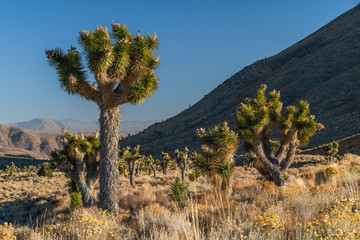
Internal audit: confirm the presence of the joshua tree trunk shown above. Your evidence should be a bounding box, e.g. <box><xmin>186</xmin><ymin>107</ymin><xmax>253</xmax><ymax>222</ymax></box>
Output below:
<box><xmin>99</xmin><ymin>107</ymin><xmax>120</xmax><ymax>215</ymax></box>
<box><xmin>221</xmin><ymin>176</ymin><xmax>233</xmax><ymax>199</ymax></box>
<box><xmin>77</xmin><ymin>179</ymin><xmax>95</xmax><ymax>207</ymax></box>
<box><xmin>127</xmin><ymin>160</ymin><xmax>136</xmax><ymax>188</ymax></box>
<box><xmin>163</xmin><ymin>166</ymin><xmax>167</xmax><ymax>175</ymax></box>
<box><xmin>151</xmin><ymin>164</ymin><xmax>157</xmax><ymax>178</ymax></box>
<box><xmin>181</xmin><ymin>167</ymin><xmax>185</xmax><ymax>181</ymax></box>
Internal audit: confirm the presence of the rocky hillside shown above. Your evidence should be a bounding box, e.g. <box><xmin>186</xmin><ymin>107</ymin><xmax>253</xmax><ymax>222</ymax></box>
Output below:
<box><xmin>0</xmin><ymin>123</ymin><xmax>62</xmax><ymax>159</ymax></box>
<box><xmin>120</xmin><ymin>4</ymin><xmax>360</xmax><ymax>158</ymax></box>
<box><xmin>302</xmin><ymin>133</ymin><xmax>360</xmax><ymax>156</ymax></box>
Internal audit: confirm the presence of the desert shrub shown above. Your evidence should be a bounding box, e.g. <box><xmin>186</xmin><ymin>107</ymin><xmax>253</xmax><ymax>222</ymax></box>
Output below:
<box><xmin>304</xmin><ymin>198</ymin><xmax>360</xmax><ymax>239</ymax></box>
<box><xmin>118</xmin><ymin>183</ymin><xmax>157</xmax><ymax>210</ymax></box>
<box><xmin>0</xmin><ymin>223</ymin><xmax>16</xmax><ymax>240</ymax></box>
<box><xmin>309</xmin><ymin>185</ymin><xmax>335</xmax><ymax>196</ymax></box>
<box><xmin>315</xmin><ymin>166</ymin><xmax>345</xmax><ymax>185</ymax></box>
<box><xmin>254</xmin><ymin>213</ymin><xmax>285</xmax><ymax>234</ymax></box>
<box><xmin>135</xmin><ymin>204</ymin><xmax>191</xmax><ymax>238</ymax></box>
<box><xmin>189</xmin><ymin>170</ymin><xmax>200</xmax><ymax>182</ymax></box>
<box><xmin>44</xmin><ymin>208</ymin><xmax>121</xmax><ymax>239</ymax></box>
<box><xmin>169</xmin><ymin>178</ymin><xmax>188</xmax><ymax>204</ymax></box>
<box><xmin>37</xmin><ymin>163</ymin><xmax>54</xmax><ymax>177</ymax></box>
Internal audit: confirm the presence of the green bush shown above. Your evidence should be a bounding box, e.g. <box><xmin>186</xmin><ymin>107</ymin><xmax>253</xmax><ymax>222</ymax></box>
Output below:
<box><xmin>37</xmin><ymin>163</ymin><xmax>54</xmax><ymax>177</ymax></box>
<box><xmin>70</xmin><ymin>192</ymin><xmax>82</xmax><ymax>210</ymax></box>
<box><xmin>68</xmin><ymin>179</ymin><xmax>82</xmax><ymax>209</ymax></box>
<box><xmin>189</xmin><ymin>169</ymin><xmax>200</xmax><ymax>182</ymax></box>
<box><xmin>169</xmin><ymin>178</ymin><xmax>188</xmax><ymax>204</ymax></box>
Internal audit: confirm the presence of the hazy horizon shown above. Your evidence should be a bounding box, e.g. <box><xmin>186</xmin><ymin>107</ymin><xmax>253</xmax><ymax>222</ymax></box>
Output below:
<box><xmin>0</xmin><ymin>0</ymin><xmax>357</xmax><ymax>123</ymax></box>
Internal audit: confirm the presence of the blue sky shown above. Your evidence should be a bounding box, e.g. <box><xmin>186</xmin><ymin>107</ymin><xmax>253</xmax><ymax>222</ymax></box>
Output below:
<box><xmin>0</xmin><ymin>0</ymin><xmax>358</xmax><ymax>123</ymax></box>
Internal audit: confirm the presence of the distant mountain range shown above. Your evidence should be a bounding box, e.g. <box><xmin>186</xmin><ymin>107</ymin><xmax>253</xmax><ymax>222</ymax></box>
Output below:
<box><xmin>8</xmin><ymin>118</ymin><xmax>159</xmax><ymax>135</ymax></box>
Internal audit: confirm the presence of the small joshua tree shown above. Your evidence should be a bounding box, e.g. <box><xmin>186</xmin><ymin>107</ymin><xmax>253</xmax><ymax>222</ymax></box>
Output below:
<box><xmin>174</xmin><ymin>147</ymin><xmax>190</xmax><ymax>181</ymax></box>
<box><xmin>46</xmin><ymin>24</ymin><xmax>159</xmax><ymax>214</ymax></box>
<box><xmin>143</xmin><ymin>155</ymin><xmax>158</xmax><ymax>177</ymax></box>
<box><xmin>160</xmin><ymin>152</ymin><xmax>171</xmax><ymax>175</ymax></box>
<box><xmin>323</xmin><ymin>141</ymin><xmax>340</xmax><ymax>162</ymax></box>
<box><xmin>195</xmin><ymin>122</ymin><xmax>239</xmax><ymax>197</ymax></box>
<box><xmin>119</xmin><ymin>145</ymin><xmax>144</xmax><ymax>188</ymax></box>
<box><xmin>236</xmin><ymin>85</ymin><xmax>324</xmax><ymax>186</ymax></box>
<box><xmin>51</xmin><ymin>129</ymin><xmax>100</xmax><ymax>207</ymax></box>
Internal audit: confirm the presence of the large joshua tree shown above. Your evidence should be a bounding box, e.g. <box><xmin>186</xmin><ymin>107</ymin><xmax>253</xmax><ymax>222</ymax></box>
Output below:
<box><xmin>46</xmin><ymin>24</ymin><xmax>159</xmax><ymax>214</ymax></box>
<box><xmin>236</xmin><ymin>85</ymin><xmax>324</xmax><ymax>186</ymax></box>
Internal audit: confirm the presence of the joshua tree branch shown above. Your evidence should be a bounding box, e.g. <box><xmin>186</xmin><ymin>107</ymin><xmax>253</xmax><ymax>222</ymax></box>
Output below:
<box><xmin>280</xmin><ymin>131</ymin><xmax>298</xmax><ymax>172</ymax></box>
<box><xmin>253</xmin><ymin>139</ymin><xmax>284</xmax><ymax>186</ymax></box>
<box><xmin>77</xmin><ymin>80</ymin><xmax>101</xmax><ymax>104</ymax></box>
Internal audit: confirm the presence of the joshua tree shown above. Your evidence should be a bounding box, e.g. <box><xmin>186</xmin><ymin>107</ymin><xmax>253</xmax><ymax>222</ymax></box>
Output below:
<box><xmin>174</xmin><ymin>147</ymin><xmax>190</xmax><ymax>181</ymax></box>
<box><xmin>143</xmin><ymin>155</ymin><xmax>158</xmax><ymax>177</ymax></box>
<box><xmin>323</xmin><ymin>141</ymin><xmax>340</xmax><ymax>162</ymax></box>
<box><xmin>236</xmin><ymin>85</ymin><xmax>324</xmax><ymax>186</ymax></box>
<box><xmin>195</xmin><ymin>122</ymin><xmax>239</xmax><ymax>197</ymax></box>
<box><xmin>119</xmin><ymin>145</ymin><xmax>144</xmax><ymax>188</ymax></box>
<box><xmin>51</xmin><ymin>129</ymin><xmax>100</xmax><ymax>207</ymax></box>
<box><xmin>160</xmin><ymin>152</ymin><xmax>171</xmax><ymax>175</ymax></box>
<box><xmin>46</xmin><ymin>24</ymin><xmax>159</xmax><ymax>214</ymax></box>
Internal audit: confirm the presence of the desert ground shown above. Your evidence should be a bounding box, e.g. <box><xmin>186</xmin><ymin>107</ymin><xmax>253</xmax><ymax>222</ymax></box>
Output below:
<box><xmin>1</xmin><ymin>153</ymin><xmax>360</xmax><ymax>239</ymax></box>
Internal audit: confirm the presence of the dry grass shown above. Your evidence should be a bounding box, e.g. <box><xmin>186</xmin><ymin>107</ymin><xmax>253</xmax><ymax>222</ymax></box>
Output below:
<box><xmin>2</xmin><ymin>154</ymin><xmax>360</xmax><ymax>239</ymax></box>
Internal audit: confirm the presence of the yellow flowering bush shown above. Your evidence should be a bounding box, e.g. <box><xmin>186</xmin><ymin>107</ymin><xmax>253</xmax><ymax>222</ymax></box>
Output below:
<box><xmin>0</xmin><ymin>223</ymin><xmax>16</xmax><ymax>240</ymax></box>
<box><xmin>309</xmin><ymin>185</ymin><xmax>335</xmax><ymax>196</ymax></box>
<box><xmin>254</xmin><ymin>213</ymin><xmax>285</xmax><ymax>233</ymax></box>
<box><xmin>304</xmin><ymin>198</ymin><xmax>360</xmax><ymax>239</ymax></box>
<box><xmin>350</xmin><ymin>163</ymin><xmax>360</xmax><ymax>173</ymax></box>
<box><xmin>325</xmin><ymin>166</ymin><xmax>345</xmax><ymax>176</ymax></box>
<box><xmin>44</xmin><ymin>209</ymin><xmax>118</xmax><ymax>239</ymax></box>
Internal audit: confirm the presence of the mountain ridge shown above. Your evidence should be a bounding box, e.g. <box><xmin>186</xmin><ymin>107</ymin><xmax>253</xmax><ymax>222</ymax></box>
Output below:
<box><xmin>8</xmin><ymin>118</ymin><xmax>160</xmax><ymax>135</ymax></box>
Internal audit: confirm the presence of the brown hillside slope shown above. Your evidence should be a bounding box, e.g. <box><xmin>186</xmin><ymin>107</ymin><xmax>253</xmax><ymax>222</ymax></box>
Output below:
<box><xmin>120</xmin><ymin>5</ymin><xmax>360</xmax><ymax>158</ymax></box>
<box><xmin>0</xmin><ymin>123</ymin><xmax>62</xmax><ymax>159</ymax></box>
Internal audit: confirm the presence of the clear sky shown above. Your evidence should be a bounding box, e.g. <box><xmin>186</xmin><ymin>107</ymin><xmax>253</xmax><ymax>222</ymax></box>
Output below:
<box><xmin>0</xmin><ymin>0</ymin><xmax>358</xmax><ymax>124</ymax></box>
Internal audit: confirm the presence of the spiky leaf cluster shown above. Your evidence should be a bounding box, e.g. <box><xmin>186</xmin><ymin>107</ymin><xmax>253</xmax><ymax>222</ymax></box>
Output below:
<box><xmin>50</xmin><ymin>130</ymin><xmax>99</xmax><ymax>169</ymax></box>
<box><xmin>46</xmin><ymin>23</ymin><xmax>160</xmax><ymax>105</ymax></box>
<box><xmin>118</xmin><ymin>145</ymin><xmax>144</xmax><ymax>165</ymax></box>
<box><xmin>236</xmin><ymin>85</ymin><xmax>282</xmax><ymax>142</ymax></box>
<box><xmin>46</xmin><ymin>48</ymin><xmax>86</xmax><ymax>95</ymax></box>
